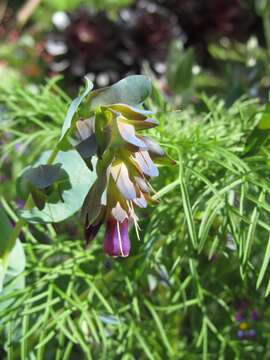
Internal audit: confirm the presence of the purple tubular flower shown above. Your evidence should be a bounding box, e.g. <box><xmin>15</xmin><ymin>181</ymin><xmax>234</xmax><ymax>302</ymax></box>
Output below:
<box><xmin>103</xmin><ymin>218</ymin><xmax>130</xmax><ymax>257</ymax></box>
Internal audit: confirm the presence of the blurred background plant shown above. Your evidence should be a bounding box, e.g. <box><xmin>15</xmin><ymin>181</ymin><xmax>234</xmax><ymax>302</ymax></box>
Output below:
<box><xmin>2</xmin><ymin>0</ymin><xmax>270</xmax><ymax>359</ymax></box>
<box><xmin>1</xmin><ymin>0</ymin><xmax>269</xmax><ymax>98</ymax></box>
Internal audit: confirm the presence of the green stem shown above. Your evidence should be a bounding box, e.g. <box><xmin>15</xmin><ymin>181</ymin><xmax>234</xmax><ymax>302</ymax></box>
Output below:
<box><xmin>47</xmin><ymin>145</ymin><xmax>60</xmax><ymax>165</ymax></box>
<box><xmin>7</xmin><ymin>146</ymin><xmax>60</xmax><ymax>249</ymax></box>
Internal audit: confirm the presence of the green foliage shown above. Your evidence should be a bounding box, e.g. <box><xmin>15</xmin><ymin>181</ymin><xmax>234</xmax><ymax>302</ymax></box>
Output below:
<box><xmin>90</xmin><ymin>75</ymin><xmax>152</xmax><ymax>109</ymax></box>
<box><xmin>41</xmin><ymin>0</ymin><xmax>132</xmax><ymax>12</ymax></box>
<box><xmin>166</xmin><ymin>40</ymin><xmax>195</xmax><ymax>94</ymax></box>
<box><xmin>206</xmin><ymin>36</ymin><xmax>270</xmax><ymax>103</ymax></box>
<box><xmin>0</xmin><ymin>239</ymin><xmax>25</xmax><ymax>294</ymax></box>
<box><xmin>0</xmin><ymin>205</ymin><xmax>14</xmax><ymax>256</ymax></box>
<box><xmin>255</xmin><ymin>0</ymin><xmax>270</xmax><ymax>15</ymax></box>
<box><xmin>0</xmin><ymin>206</ymin><xmax>25</xmax><ymax>294</ymax></box>
<box><xmin>19</xmin><ymin>150</ymin><xmax>98</xmax><ymax>223</ymax></box>
<box><xmin>0</xmin><ymin>76</ymin><xmax>68</xmax><ymax>167</ymax></box>
<box><xmin>2</xmin><ymin>77</ymin><xmax>270</xmax><ymax>358</ymax></box>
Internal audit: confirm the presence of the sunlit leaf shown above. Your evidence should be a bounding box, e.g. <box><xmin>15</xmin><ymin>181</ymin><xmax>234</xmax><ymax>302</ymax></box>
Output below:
<box><xmin>90</xmin><ymin>75</ymin><xmax>152</xmax><ymax>108</ymax></box>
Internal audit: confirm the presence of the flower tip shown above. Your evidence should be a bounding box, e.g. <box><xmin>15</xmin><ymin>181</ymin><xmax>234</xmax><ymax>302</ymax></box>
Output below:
<box><xmin>103</xmin><ymin>218</ymin><xmax>131</xmax><ymax>257</ymax></box>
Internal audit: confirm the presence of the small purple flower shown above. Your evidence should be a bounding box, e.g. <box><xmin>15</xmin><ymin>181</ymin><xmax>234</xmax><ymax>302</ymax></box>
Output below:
<box><xmin>15</xmin><ymin>199</ymin><xmax>25</xmax><ymax>209</ymax></box>
<box><xmin>251</xmin><ymin>309</ymin><xmax>259</xmax><ymax>321</ymax></box>
<box><xmin>237</xmin><ymin>330</ymin><xmax>244</xmax><ymax>339</ymax></box>
<box><xmin>14</xmin><ymin>143</ymin><xmax>23</xmax><ymax>152</ymax></box>
<box><xmin>103</xmin><ymin>218</ymin><xmax>130</xmax><ymax>257</ymax></box>
<box><xmin>235</xmin><ymin>312</ymin><xmax>242</xmax><ymax>322</ymax></box>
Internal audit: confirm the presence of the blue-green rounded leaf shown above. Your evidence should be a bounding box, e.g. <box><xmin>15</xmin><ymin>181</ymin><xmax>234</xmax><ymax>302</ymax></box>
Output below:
<box><xmin>23</xmin><ymin>164</ymin><xmax>62</xmax><ymax>189</ymax></box>
<box><xmin>90</xmin><ymin>75</ymin><xmax>152</xmax><ymax>108</ymax></box>
<box><xmin>20</xmin><ymin>150</ymin><xmax>97</xmax><ymax>223</ymax></box>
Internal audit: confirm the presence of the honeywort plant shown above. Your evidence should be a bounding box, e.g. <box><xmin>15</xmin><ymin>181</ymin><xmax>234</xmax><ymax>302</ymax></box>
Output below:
<box><xmin>5</xmin><ymin>75</ymin><xmax>166</xmax><ymax>259</ymax></box>
<box><xmin>1</xmin><ymin>76</ymin><xmax>270</xmax><ymax>358</ymax></box>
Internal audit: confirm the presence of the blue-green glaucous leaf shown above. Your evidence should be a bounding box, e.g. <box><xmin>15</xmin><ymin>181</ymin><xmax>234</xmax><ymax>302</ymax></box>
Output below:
<box><xmin>20</xmin><ymin>150</ymin><xmax>98</xmax><ymax>223</ymax></box>
<box><xmin>22</xmin><ymin>164</ymin><xmax>62</xmax><ymax>189</ymax></box>
<box><xmin>17</xmin><ymin>164</ymin><xmax>62</xmax><ymax>210</ymax></box>
<box><xmin>90</xmin><ymin>75</ymin><xmax>152</xmax><ymax>109</ymax></box>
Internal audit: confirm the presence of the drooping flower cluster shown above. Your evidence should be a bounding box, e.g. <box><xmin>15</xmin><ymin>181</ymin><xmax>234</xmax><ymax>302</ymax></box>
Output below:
<box><xmin>75</xmin><ymin>103</ymin><xmax>164</xmax><ymax>257</ymax></box>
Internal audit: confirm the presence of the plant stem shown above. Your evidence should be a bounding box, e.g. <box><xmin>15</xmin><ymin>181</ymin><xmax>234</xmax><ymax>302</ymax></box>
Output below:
<box><xmin>47</xmin><ymin>145</ymin><xmax>60</xmax><ymax>165</ymax></box>
<box><xmin>7</xmin><ymin>146</ymin><xmax>60</xmax><ymax>249</ymax></box>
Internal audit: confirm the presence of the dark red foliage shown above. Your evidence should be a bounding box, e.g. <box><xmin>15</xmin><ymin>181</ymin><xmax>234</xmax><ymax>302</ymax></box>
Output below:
<box><xmin>46</xmin><ymin>1</ymin><xmax>262</xmax><ymax>86</ymax></box>
<box><xmin>157</xmin><ymin>0</ymin><xmax>261</xmax><ymax>61</ymax></box>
